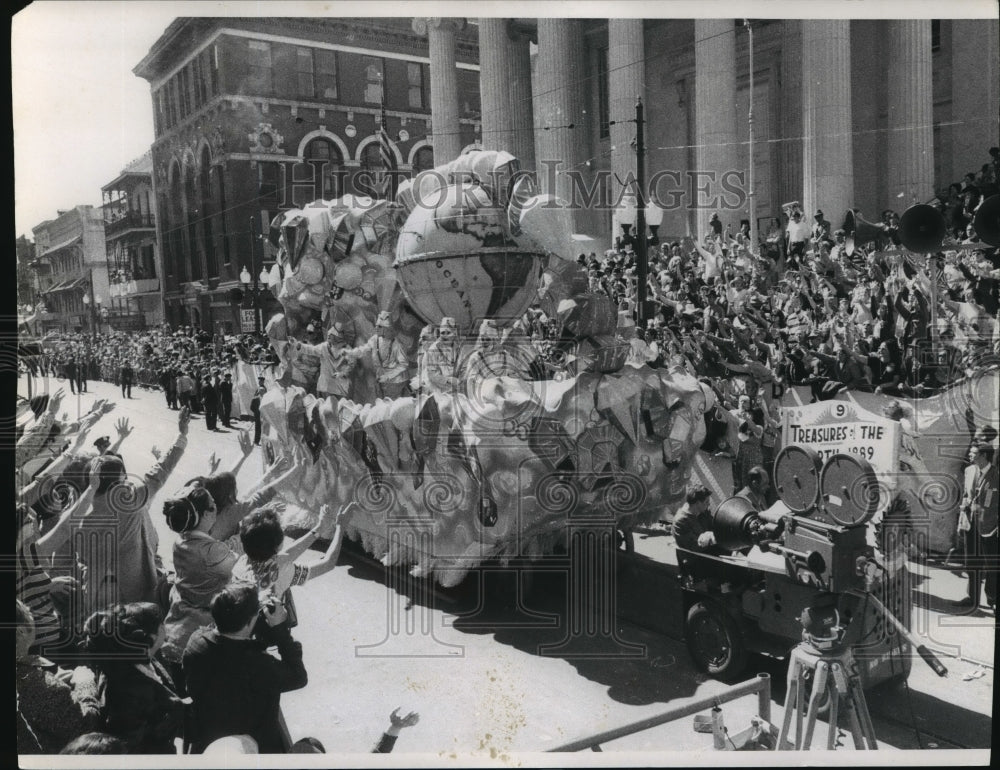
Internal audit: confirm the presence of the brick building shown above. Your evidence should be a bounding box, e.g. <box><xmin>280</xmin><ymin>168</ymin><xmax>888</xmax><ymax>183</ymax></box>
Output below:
<box><xmin>31</xmin><ymin>206</ymin><xmax>109</xmax><ymax>334</ymax></box>
<box><xmin>134</xmin><ymin>17</ymin><xmax>481</xmax><ymax>332</ymax></box>
<box><xmin>101</xmin><ymin>152</ymin><xmax>162</xmax><ymax>330</ymax></box>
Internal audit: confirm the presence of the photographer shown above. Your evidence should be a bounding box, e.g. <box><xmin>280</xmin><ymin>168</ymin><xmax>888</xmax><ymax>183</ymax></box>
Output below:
<box><xmin>182</xmin><ymin>583</ymin><xmax>308</xmax><ymax>753</ymax></box>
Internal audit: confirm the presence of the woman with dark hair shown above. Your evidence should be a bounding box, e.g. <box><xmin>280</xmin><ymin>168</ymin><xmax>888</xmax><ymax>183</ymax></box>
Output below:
<box><xmin>73</xmin><ymin>408</ymin><xmax>191</xmax><ymax>616</ymax></box>
<box><xmin>60</xmin><ymin>732</ymin><xmax>127</xmax><ymax>754</ymax></box>
<box><xmin>82</xmin><ymin>602</ymin><xmax>186</xmax><ymax>754</ymax></box>
<box><xmin>183</xmin><ymin>431</ymin><xmax>299</xmax><ymax>543</ymax></box>
<box><xmin>159</xmin><ymin>484</ymin><xmax>242</xmax><ymax>668</ymax></box>
<box><xmin>230</xmin><ymin>502</ymin><xmax>357</xmax><ymax>625</ymax></box>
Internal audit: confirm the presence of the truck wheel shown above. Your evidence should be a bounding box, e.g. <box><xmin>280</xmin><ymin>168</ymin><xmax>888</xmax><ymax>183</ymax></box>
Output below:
<box><xmin>685</xmin><ymin>601</ymin><xmax>748</xmax><ymax>682</ymax></box>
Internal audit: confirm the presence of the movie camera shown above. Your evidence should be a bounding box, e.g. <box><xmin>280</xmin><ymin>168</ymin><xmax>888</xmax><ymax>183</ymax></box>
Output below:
<box><xmin>712</xmin><ymin>446</ymin><xmax>880</xmax><ymax>594</ymax></box>
<box><xmin>709</xmin><ymin>445</ymin><xmax>948</xmax><ymax>678</ymax></box>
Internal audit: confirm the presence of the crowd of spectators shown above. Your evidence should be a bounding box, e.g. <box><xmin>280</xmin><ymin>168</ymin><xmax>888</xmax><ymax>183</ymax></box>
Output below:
<box><xmin>15</xmin><ymin>390</ymin><xmax>419</xmax><ymax>755</ymax></box>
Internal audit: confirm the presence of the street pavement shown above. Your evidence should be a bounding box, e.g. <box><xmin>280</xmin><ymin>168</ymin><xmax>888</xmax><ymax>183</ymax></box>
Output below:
<box><xmin>15</xmin><ymin>373</ymin><xmax>995</xmax><ymax>759</ymax></box>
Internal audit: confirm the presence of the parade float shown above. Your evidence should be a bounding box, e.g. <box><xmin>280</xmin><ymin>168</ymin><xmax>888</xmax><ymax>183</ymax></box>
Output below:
<box><xmin>255</xmin><ymin>150</ymin><xmax>716</xmax><ymax>587</ymax></box>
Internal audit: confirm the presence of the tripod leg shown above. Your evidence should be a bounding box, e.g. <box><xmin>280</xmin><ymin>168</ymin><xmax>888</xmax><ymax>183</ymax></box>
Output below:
<box><xmin>849</xmin><ymin>677</ymin><xmax>879</xmax><ymax>749</ymax></box>
<box><xmin>834</xmin><ymin>664</ymin><xmax>867</xmax><ymax>750</ymax></box>
<box><xmin>802</xmin><ymin>661</ymin><xmax>829</xmax><ymax>750</ymax></box>
<box><xmin>779</xmin><ymin>659</ymin><xmax>801</xmax><ymax>750</ymax></box>
<box><xmin>826</xmin><ymin>680</ymin><xmax>839</xmax><ymax>750</ymax></box>
<box><xmin>794</xmin><ymin>664</ymin><xmax>805</xmax><ymax>750</ymax></box>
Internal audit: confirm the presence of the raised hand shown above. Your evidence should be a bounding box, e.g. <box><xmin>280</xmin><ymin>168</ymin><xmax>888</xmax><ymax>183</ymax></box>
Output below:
<box><xmin>178</xmin><ymin>406</ymin><xmax>191</xmax><ymax>435</ymax></box>
<box><xmin>114</xmin><ymin>417</ymin><xmax>133</xmax><ymax>439</ymax></box>
<box><xmin>389</xmin><ymin>707</ymin><xmax>420</xmax><ymax>731</ymax></box>
<box><xmin>315</xmin><ymin>503</ymin><xmax>335</xmax><ymax>536</ymax></box>
<box><xmin>48</xmin><ymin>388</ymin><xmax>65</xmax><ymax>414</ymax></box>
<box><xmin>336</xmin><ymin>501</ymin><xmax>358</xmax><ymax>527</ymax></box>
<box><xmin>208</xmin><ymin>452</ymin><xmax>221</xmax><ymax>475</ymax></box>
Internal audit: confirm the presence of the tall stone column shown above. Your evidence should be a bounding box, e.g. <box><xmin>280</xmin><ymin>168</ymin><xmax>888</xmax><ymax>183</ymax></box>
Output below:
<box><xmin>886</xmin><ymin>20</ymin><xmax>934</xmax><ymax>209</ymax></box>
<box><xmin>535</xmin><ymin>19</ymin><xmax>585</xmax><ymax>225</ymax></box>
<box><xmin>478</xmin><ymin>19</ymin><xmax>535</xmax><ymax>169</ymax></box>
<box><xmin>694</xmin><ymin>19</ymin><xmax>739</xmax><ymax>239</ymax></box>
<box><xmin>801</xmin><ymin>20</ymin><xmax>854</xmax><ymax>220</ymax></box>
<box><xmin>780</xmin><ymin>20</ymin><xmax>804</xmax><ymax>211</ymax></box>
<box><xmin>950</xmin><ymin>20</ymin><xmax>999</xmax><ymax>193</ymax></box>
<box><xmin>507</xmin><ymin>23</ymin><xmax>536</xmax><ymax>170</ymax></box>
<box><xmin>413</xmin><ymin>18</ymin><xmax>465</xmax><ymax>164</ymax></box>
<box><xmin>608</xmin><ymin>20</ymin><xmax>644</xmax><ymax>203</ymax></box>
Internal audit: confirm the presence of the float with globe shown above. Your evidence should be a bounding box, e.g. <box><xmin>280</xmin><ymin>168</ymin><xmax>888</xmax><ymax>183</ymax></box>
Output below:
<box><xmin>258</xmin><ymin>150</ymin><xmax>715</xmax><ymax>586</ymax></box>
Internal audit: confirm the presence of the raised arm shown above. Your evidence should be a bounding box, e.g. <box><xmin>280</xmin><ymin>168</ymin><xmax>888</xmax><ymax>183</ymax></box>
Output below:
<box><xmin>107</xmin><ymin>417</ymin><xmax>134</xmax><ymax>455</ymax></box>
<box><xmin>278</xmin><ymin>501</ymin><xmax>336</xmax><ymax>564</ymax></box>
<box><xmin>299</xmin><ymin>503</ymin><xmax>357</xmax><ymax>581</ymax></box>
<box><xmin>142</xmin><ymin>407</ymin><xmax>191</xmax><ymax>498</ymax></box>
<box><xmin>35</xmin><ymin>464</ymin><xmax>100</xmax><ymax>560</ymax></box>
<box><xmin>16</xmin><ymin>389</ymin><xmax>63</xmax><ymax>467</ymax></box>
<box><xmin>228</xmin><ymin>430</ymin><xmax>255</xmax><ymax>477</ymax></box>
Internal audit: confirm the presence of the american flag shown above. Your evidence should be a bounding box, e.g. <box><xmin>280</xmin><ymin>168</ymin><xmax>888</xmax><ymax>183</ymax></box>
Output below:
<box><xmin>377</xmin><ymin>95</ymin><xmax>398</xmax><ymax>200</ymax></box>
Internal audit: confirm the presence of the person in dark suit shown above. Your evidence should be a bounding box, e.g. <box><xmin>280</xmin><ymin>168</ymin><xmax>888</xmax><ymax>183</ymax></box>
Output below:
<box><xmin>65</xmin><ymin>356</ymin><xmax>78</xmax><ymax>395</ymax></box>
<box><xmin>219</xmin><ymin>373</ymin><xmax>233</xmax><ymax>428</ymax></box>
<box><xmin>957</xmin><ymin>444</ymin><xmax>999</xmax><ymax>610</ymax></box>
<box><xmin>120</xmin><ymin>361</ymin><xmax>134</xmax><ymax>399</ymax></box>
<box><xmin>182</xmin><ymin>584</ymin><xmax>307</xmax><ymax>754</ymax></box>
<box><xmin>202</xmin><ymin>374</ymin><xmax>219</xmax><ymax>431</ymax></box>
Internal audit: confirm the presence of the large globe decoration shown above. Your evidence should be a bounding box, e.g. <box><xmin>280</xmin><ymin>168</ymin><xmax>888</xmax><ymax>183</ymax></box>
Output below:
<box><xmin>394</xmin><ymin>180</ymin><xmax>546</xmax><ymax>332</ymax></box>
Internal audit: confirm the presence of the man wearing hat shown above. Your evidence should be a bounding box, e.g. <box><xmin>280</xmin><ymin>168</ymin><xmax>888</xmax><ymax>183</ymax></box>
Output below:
<box><xmin>425</xmin><ymin>317</ymin><xmax>461</xmax><ymax>393</ymax></box>
<box><xmin>362</xmin><ymin>311</ymin><xmax>411</xmax><ymax>399</ymax></box>
<box><xmin>93</xmin><ymin>435</ymin><xmax>112</xmax><ymax>454</ymax></box>
<box><xmin>812</xmin><ymin>210</ymin><xmax>831</xmax><ymax>245</ymax></box>
<box><xmin>316</xmin><ymin>321</ymin><xmax>365</xmax><ymax>401</ymax></box>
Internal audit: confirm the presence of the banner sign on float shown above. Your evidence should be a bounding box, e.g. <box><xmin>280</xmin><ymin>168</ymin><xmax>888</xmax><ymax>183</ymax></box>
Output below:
<box><xmin>782</xmin><ymin>401</ymin><xmax>900</xmax><ymax>485</ymax></box>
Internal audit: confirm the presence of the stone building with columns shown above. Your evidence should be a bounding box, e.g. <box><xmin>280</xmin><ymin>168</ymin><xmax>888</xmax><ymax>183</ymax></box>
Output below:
<box><xmin>473</xmin><ymin>17</ymin><xmax>999</xmax><ymax>247</ymax></box>
<box><xmin>134</xmin><ymin>17</ymin><xmax>481</xmax><ymax>331</ymax></box>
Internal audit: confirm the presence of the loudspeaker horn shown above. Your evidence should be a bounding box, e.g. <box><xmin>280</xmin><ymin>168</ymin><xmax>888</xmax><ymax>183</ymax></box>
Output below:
<box><xmin>841</xmin><ymin>209</ymin><xmax>887</xmax><ymax>256</ymax></box>
<box><xmin>899</xmin><ymin>203</ymin><xmax>946</xmax><ymax>253</ymax></box>
<box><xmin>972</xmin><ymin>194</ymin><xmax>1000</xmax><ymax>248</ymax></box>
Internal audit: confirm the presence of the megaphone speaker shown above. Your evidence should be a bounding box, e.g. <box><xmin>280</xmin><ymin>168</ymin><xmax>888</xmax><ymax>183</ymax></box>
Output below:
<box><xmin>899</xmin><ymin>203</ymin><xmax>946</xmax><ymax>253</ymax></box>
<box><xmin>973</xmin><ymin>195</ymin><xmax>1000</xmax><ymax>248</ymax></box>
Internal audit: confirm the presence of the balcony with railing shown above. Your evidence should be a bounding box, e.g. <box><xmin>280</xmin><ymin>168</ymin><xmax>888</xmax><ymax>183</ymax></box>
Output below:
<box><xmin>109</xmin><ymin>275</ymin><xmax>160</xmax><ymax>297</ymax></box>
<box><xmin>104</xmin><ymin>210</ymin><xmax>157</xmax><ymax>237</ymax></box>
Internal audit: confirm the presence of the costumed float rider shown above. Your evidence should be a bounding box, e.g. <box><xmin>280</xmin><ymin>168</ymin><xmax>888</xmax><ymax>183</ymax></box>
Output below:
<box><xmin>424</xmin><ymin>317</ymin><xmax>461</xmax><ymax>394</ymax></box>
<box><xmin>362</xmin><ymin>311</ymin><xmax>411</xmax><ymax>399</ymax></box>
<box><xmin>316</xmin><ymin>321</ymin><xmax>366</xmax><ymax>403</ymax></box>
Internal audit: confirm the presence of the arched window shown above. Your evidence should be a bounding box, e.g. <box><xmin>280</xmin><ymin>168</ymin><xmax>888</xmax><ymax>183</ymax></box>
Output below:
<box><xmin>361</xmin><ymin>142</ymin><xmax>382</xmax><ymax>171</ymax></box>
<box><xmin>413</xmin><ymin>146</ymin><xmax>434</xmax><ymax>174</ymax></box>
<box><xmin>304</xmin><ymin>137</ymin><xmax>343</xmax><ymax>200</ymax></box>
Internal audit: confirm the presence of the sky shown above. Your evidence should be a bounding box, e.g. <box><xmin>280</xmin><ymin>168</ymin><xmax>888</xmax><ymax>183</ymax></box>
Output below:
<box><xmin>13</xmin><ymin>2</ymin><xmax>187</xmax><ymax>237</ymax></box>
<box><xmin>13</xmin><ymin>0</ymin><xmax>992</xmax><ymax>239</ymax></box>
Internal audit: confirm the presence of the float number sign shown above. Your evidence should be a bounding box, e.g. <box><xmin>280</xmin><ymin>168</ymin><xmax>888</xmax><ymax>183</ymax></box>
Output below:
<box><xmin>781</xmin><ymin>401</ymin><xmax>900</xmax><ymax>477</ymax></box>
